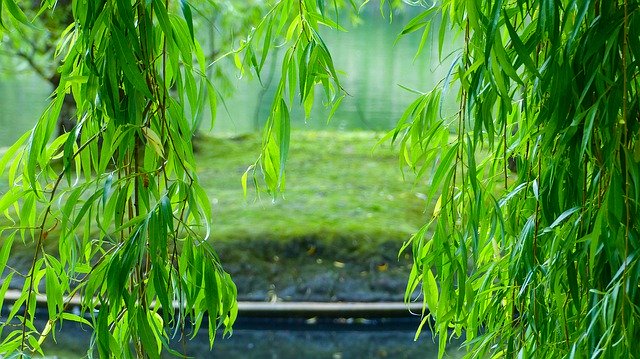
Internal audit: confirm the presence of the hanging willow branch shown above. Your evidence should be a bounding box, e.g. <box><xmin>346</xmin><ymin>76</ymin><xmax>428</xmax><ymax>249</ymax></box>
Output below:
<box><xmin>395</xmin><ymin>1</ymin><xmax>640</xmax><ymax>358</ymax></box>
<box><xmin>0</xmin><ymin>1</ymin><xmax>237</xmax><ymax>357</ymax></box>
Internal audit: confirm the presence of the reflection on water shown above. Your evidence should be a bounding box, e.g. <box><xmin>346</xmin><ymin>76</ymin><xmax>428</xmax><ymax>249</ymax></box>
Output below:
<box><xmin>0</xmin><ymin>74</ymin><xmax>51</xmax><ymax>147</ymax></box>
<box><xmin>214</xmin><ymin>14</ymin><xmax>459</xmax><ymax>135</ymax></box>
<box><xmin>0</xmin><ymin>12</ymin><xmax>459</xmax><ymax>147</ymax></box>
<box><xmin>38</xmin><ymin>317</ymin><xmax>464</xmax><ymax>358</ymax></box>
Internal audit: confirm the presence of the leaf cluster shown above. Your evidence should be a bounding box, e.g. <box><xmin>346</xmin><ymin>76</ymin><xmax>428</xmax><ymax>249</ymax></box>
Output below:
<box><xmin>394</xmin><ymin>1</ymin><xmax>640</xmax><ymax>358</ymax></box>
<box><xmin>0</xmin><ymin>1</ymin><xmax>237</xmax><ymax>357</ymax></box>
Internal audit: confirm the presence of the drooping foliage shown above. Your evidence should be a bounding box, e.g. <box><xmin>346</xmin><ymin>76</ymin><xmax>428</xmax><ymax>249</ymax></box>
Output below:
<box><xmin>0</xmin><ymin>0</ymin><xmax>240</xmax><ymax>357</ymax></box>
<box><xmin>1</xmin><ymin>0</ymin><xmax>638</xmax><ymax>358</ymax></box>
<box><xmin>0</xmin><ymin>0</ymin><xmax>354</xmax><ymax>357</ymax></box>
<box><xmin>392</xmin><ymin>1</ymin><xmax>640</xmax><ymax>358</ymax></box>
<box><xmin>237</xmin><ymin>0</ymin><xmax>349</xmax><ymax>194</ymax></box>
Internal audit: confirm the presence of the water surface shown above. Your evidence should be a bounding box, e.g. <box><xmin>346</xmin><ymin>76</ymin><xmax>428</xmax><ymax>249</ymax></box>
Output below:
<box><xmin>0</xmin><ymin>13</ymin><xmax>459</xmax><ymax>147</ymax></box>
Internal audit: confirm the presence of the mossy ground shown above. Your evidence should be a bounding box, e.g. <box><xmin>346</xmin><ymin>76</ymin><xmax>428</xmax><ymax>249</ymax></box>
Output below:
<box><xmin>198</xmin><ymin>131</ymin><xmax>429</xmax><ymax>301</ymax></box>
<box><xmin>3</xmin><ymin>131</ymin><xmax>433</xmax><ymax>302</ymax></box>
<box><xmin>200</xmin><ymin>131</ymin><xmax>426</xmax><ymax>244</ymax></box>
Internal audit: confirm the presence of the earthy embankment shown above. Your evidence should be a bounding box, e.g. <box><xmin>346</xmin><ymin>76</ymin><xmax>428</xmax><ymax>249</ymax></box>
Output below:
<box><xmin>2</xmin><ymin>132</ymin><xmax>429</xmax><ymax>303</ymax></box>
<box><xmin>217</xmin><ymin>237</ymin><xmax>415</xmax><ymax>302</ymax></box>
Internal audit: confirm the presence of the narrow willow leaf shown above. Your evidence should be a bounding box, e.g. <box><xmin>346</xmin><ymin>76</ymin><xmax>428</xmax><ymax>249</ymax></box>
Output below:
<box><xmin>503</xmin><ymin>11</ymin><xmax>540</xmax><ymax>77</ymax></box>
<box><xmin>179</xmin><ymin>0</ymin><xmax>194</xmax><ymax>42</ymax></box>
<box><xmin>326</xmin><ymin>94</ymin><xmax>345</xmax><ymax>123</ymax></box>
<box><xmin>0</xmin><ymin>272</ymin><xmax>15</xmax><ymax>317</ymax></box>
<box><xmin>241</xmin><ymin>165</ymin><xmax>254</xmax><ymax>198</ymax></box>
<box><xmin>566</xmin><ymin>0</ymin><xmax>590</xmax><ymax>51</ymax></box>
<box><xmin>0</xmin><ymin>188</ymin><xmax>25</xmax><ymax>214</ymax></box>
<box><xmin>111</xmin><ymin>26</ymin><xmax>152</xmax><ymax>98</ymax></box>
<box><xmin>0</xmin><ymin>233</ymin><xmax>14</xmax><ymax>276</ymax></box>
<box><xmin>278</xmin><ymin>99</ymin><xmax>291</xmax><ymax>182</ymax></box>
<box><xmin>0</xmin><ymin>130</ymin><xmax>29</xmax><ymax>177</ymax></box>
<box><xmin>103</xmin><ymin>173</ymin><xmax>113</xmax><ymax>207</ymax></box>
<box><xmin>317</xmin><ymin>0</ymin><xmax>325</xmax><ymax>15</ymax></box>
<box><xmin>3</xmin><ymin>0</ymin><xmax>31</xmax><ymax>24</ymax></box>
<box><xmin>259</xmin><ymin>20</ymin><xmax>274</xmax><ymax>71</ymax></box>
<box><xmin>493</xmin><ymin>33</ymin><xmax>522</xmax><ymax>84</ymax></box>
<box><xmin>203</xmin><ymin>262</ymin><xmax>220</xmax><ymax>347</ymax></box>
<box><xmin>60</xmin><ymin>312</ymin><xmax>91</xmax><ymax>327</ymax></box>
<box><xmin>484</xmin><ymin>0</ymin><xmax>504</xmax><ymax>63</ymax></box>
<box><xmin>45</xmin><ymin>266</ymin><xmax>61</xmax><ymax>322</ymax></box>
<box><xmin>142</xmin><ymin>127</ymin><xmax>165</xmax><ymax>158</ymax></box>
<box><xmin>137</xmin><ymin>310</ymin><xmax>161</xmax><ymax>359</ymax></box>
<box><xmin>499</xmin><ymin>182</ymin><xmax>527</xmax><ymax>207</ymax></box>
<box><xmin>398</xmin><ymin>6</ymin><xmax>437</xmax><ymax>39</ymax></box>
<box><xmin>423</xmin><ymin>268</ymin><xmax>439</xmax><ymax>312</ymax></box>
<box><xmin>580</xmin><ymin>107</ymin><xmax>597</xmax><ymax>159</ymax></box>
<box><xmin>544</xmin><ymin>206</ymin><xmax>580</xmax><ymax>232</ymax></box>
<box><xmin>427</xmin><ymin>143</ymin><xmax>458</xmax><ymax>199</ymax></box>
<box><xmin>567</xmin><ymin>258</ymin><xmax>581</xmax><ymax>311</ymax></box>
<box><xmin>413</xmin><ymin>315</ymin><xmax>430</xmax><ymax>341</ymax></box>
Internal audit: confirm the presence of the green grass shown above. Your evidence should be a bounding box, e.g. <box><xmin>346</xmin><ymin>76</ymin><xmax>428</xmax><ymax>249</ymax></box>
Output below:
<box><xmin>198</xmin><ymin>131</ymin><xmax>428</xmax><ymax>247</ymax></box>
<box><xmin>1</xmin><ymin>131</ymin><xmax>431</xmax><ymax>301</ymax></box>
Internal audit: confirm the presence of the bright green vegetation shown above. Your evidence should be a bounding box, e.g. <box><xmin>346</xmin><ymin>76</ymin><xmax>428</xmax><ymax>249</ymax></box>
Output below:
<box><xmin>1</xmin><ymin>0</ymin><xmax>639</xmax><ymax>358</ymax></box>
<box><xmin>1</xmin><ymin>131</ymin><xmax>424</xmax><ymax>252</ymax></box>
<box><xmin>2</xmin><ymin>130</ymin><xmax>425</xmax><ymax>304</ymax></box>
<box><xmin>392</xmin><ymin>1</ymin><xmax>640</xmax><ymax>358</ymax></box>
<box><xmin>201</xmin><ymin>131</ymin><xmax>425</xmax><ymax>303</ymax></box>
<box><xmin>202</xmin><ymin>131</ymin><xmax>424</xmax><ymax>244</ymax></box>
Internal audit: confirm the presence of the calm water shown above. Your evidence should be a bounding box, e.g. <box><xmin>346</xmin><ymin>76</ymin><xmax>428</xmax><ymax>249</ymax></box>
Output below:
<box><xmin>0</xmin><ymin>13</ymin><xmax>458</xmax><ymax>147</ymax></box>
<box><xmin>37</xmin><ymin>317</ymin><xmax>464</xmax><ymax>358</ymax></box>
<box><xmin>215</xmin><ymin>14</ymin><xmax>458</xmax><ymax>135</ymax></box>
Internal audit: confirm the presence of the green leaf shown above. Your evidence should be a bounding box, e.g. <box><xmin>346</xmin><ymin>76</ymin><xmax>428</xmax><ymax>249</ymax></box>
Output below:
<box><xmin>423</xmin><ymin>268</ymin><xmax>439</xmax><ymax>312</ymax></box>
<box><xmin>203</xmin><ymin>262</ymin><xmax>220</xmax><ymax>347</ymax></box>
<box><xmin>427</xmin><ymin>143</ymin><xmax>459</xmax><ymax>200</ymax></box>
<box><xmin>484</xmin><ymin>0</ymin><xmax>504</xmax><ymax>63</ymax></box>
<box><xmin>60</xmin><ymin>312</ymin><xmax>91</xmax><ymax>327</ymax></box>
<box><xmin>503</xmin><ymin>11</ymin><xmax>540</xmax><ymax>77</ymax></box>
<box><xmin>180</xmin><ymin>0</ymin><xmax>194</xmax><ymax>42</ymax></box>
<box><xmin>110</xmin><ymin>26</ymin><xmax>152</xmax><ymax>98</ymax></box>
<box><xmin>0</xmin><ymin>232</ymin><xmax>14</xmax><ymax>276</ymax></box>
<box><xmin>413</xmin><ymin>21</ymin><xmax>431</xmax><ymax>60</ymax></box>
<box><xmin>0</xmin><ymin>130</ymin><xmax>29</xmax><ymax>177</ymax></box>
<box><xmin>0</xmin><ymin>272</ymin><xmax>15</xmax><ymax>317</ymax></box>
<box><xmin>142</xmin><ymin>127</ymin><xmax>165</xmax><ymax>158</ymax></box>
<box><xmin>0</xmin><ymin>187</ymin><xmax>25</xmax><ymax>215</ymax></box>
<box><xmin>493</xmin><ymin>33</ymin><xmax>522</xmax><ymax>85</ymax></box>
<box><xmin>45</xmin><ymin>266</ymin><xmax>62</xmax><ymax>321</ymax></box>
<box><xmin>72</xmin><ymin>189</ymin><xmax>104</xmax><ymax>229</ymax></box>
<box><xmin>544</xmin><ymin>206</ymin><xmax>580</xmax><ymax>232</ymax></box>
<box><xmin>3</xmin><ymin>0</ymin><xmax>31</xmax><ymax>25</ymax></box>
<box><xmin>396</xmin><ymin>7</ymin><xmax>436</xmax><ymax>39</ymax></box>
<box><xmin>580</xmin><ymin>107</ymin><xmax>597</xmax><ymax>159</ymax></box>
<box><xmin>566</xmin><ymin>257</ymin><xmax>581</xmax><ymax>311</ymax></box>
<box><xmin>103</xmin><ymin>173</ymin><xmax>114</xmax><ymax>207</ymax></box>
<box><xmin>241</xmin><ymin>165</ymin><xmax>255</xmax><ymax>198</ymax></box>
<box><xmin>137</xmin><ymin>310</ymin><xmax>161</xmax><ymax>359</ymax></box>
<box><xmin>278</xmin><ymin>100</ymin><xmax>291</xmax><ymax>187</ymax></box>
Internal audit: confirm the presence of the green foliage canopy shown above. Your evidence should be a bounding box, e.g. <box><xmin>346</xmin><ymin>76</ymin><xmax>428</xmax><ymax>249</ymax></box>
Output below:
<box><xmin>0</xmin><ymin>0</ymin><xmax>353</xmax><ymax>357</ymax></box>
<box><xmin>0</xmin><ymin>0</ymin><xmax>240</xmax><ymax>357</ymax></box>
<box><xmin>391</xmin><ymin>1</ymin><xmax>640</xmax><ymax>358</ymax></box>
<box><xmin>0</xmin><ymin>0</ymin><xmax>639</xmax><ymax>358</ymax></box>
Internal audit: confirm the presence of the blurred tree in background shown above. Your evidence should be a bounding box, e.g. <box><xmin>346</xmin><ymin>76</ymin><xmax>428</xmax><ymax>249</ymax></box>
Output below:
<box><xmin>0</xmin><ymin>0</ymin><xmax>267</xmax><ymax>133</ymax></box>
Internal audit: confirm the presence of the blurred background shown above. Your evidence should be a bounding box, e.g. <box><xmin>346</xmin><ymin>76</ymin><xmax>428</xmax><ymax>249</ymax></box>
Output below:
<box><xmin>0</xmin><ymin>2</ymin><xmax>463</xmax><ymax>357</ymax></box>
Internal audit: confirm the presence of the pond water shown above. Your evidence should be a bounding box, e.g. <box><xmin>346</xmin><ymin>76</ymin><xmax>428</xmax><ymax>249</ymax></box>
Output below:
<box><xmin>38</xmin><ymin>317</ymin><xmax>464</xmax><ymax>358</ymax></box>
<box><xmin>214</xmin><ymin>13</ymin><xmax>459</xmax><ymax>135</ymax></box>
<box><xmin>0</xmin><ymin>11</ymin><xmax>459</xmax><ymax>147</ymax></box>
